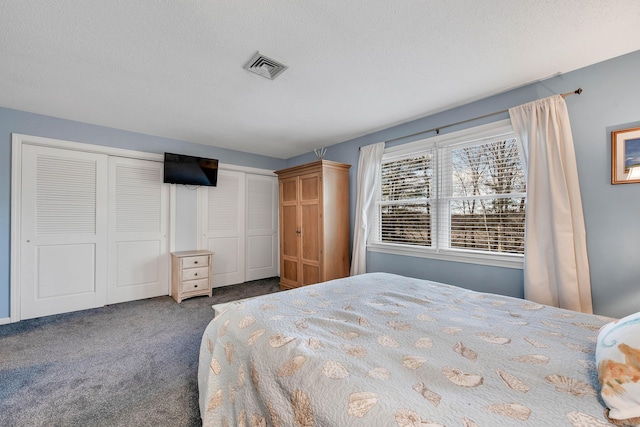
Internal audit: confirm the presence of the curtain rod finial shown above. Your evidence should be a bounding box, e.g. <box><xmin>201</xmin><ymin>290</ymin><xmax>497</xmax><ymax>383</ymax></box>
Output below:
<box><xmin>575</xmin><ymin>88</ymin><xmax>583</xmax><ymax>95</ymax></box>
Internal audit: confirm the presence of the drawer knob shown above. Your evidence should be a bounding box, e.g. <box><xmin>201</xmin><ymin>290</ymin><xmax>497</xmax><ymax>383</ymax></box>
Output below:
<box><xmin>194</xmin><ymin>284</ymin><xmax>198</xmax><ymax>288</ymax></box>
<box><xmin>194</xmin><ymin>273</ymin><xmax>198</xmax><ymax>276</ymax></box>
<box><xmin>194</xmin><ymin>261</ymin><xmax>198</xmax><ymax>264</ymax></box>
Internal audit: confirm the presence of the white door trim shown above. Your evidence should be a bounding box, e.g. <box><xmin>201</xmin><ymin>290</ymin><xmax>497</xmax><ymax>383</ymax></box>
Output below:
<box><xmin>219</xmin><ymin>163</ymin><xmax>276</xmax><ymax>177</ymax></box>
<box><xmin>10</xmin><ymin>133</ymin><xmax>278</xmax><ymax>172</ymax></box>
<box><xmin>11</xmin><ymin>133</ymin><xmax>164</xmax><ymax>161</ymax></box>
<box><xmin>10</xmin><ymin>135</ymin><xmax>23</xmax><ymax>322</ymax></box>
<box><xmin>10</xmin><ymin>134</ymin><xmax>165</xmax><ymax>322</ymax></box>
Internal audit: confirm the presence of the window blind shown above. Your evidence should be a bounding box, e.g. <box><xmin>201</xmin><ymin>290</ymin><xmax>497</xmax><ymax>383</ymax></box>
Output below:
<box><xmin>376</xmin><ymin>128</ymin><xmax>526</xmax><ymax>257</ymax></box>
<box><xmin>380</xmin><ymin>152</ymin><xmax>433</xmax><ymax>246</ymax></box>
<box><xmin>440</xmin><ymin>136</ymin><xmax>526</xmax><ymax>254</ymax></box>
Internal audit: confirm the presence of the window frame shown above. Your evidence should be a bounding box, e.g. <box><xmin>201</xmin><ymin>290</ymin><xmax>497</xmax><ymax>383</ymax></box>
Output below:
<box><xmin>367</xmin><ymin>119</ymin><xmax>525</xmax><ymax>269</ymax></box>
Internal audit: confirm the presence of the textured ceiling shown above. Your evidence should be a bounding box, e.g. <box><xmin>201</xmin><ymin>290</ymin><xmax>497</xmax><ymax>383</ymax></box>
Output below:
<box><xmin>1</xmin><ymin>1</ymin><xmax>639</xmax><ymax>159</ymax></box>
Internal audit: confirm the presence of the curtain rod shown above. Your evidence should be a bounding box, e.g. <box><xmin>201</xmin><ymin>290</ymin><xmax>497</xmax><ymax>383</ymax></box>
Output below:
<box><xmin>380</xmin><ymin>88</ymin><xmax>583</xmax><ymax>145</ymax></box>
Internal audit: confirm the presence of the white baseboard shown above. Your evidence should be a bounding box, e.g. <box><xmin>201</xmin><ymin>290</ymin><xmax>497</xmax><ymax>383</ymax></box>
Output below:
<box><xmin>0</xmin><ymin>317</ymin><xmax>11</xmax><ymax>325</ymax></box>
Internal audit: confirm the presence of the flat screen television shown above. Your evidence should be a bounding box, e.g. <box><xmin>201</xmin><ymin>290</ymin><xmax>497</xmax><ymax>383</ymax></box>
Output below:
<box><xmin>163</xmin><ymin>152</ymin><xmax>218</xmax><ymax>186</ymax></box>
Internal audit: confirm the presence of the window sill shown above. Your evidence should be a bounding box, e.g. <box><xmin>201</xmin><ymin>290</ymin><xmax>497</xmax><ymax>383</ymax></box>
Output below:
<box><xmin>367</xmin><ymin>242</ymin><xmax>524</xmax><ymax>269</ymax></box>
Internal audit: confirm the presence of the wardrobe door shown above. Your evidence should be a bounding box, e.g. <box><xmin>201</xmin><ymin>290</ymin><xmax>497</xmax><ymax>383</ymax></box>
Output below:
<box><xmin>107</xmin><ymin>156</ymin><xmax>169</xmax><ymax>304</ymax></box>
<box><xmin>299</xmin><ymin>172</ymin><xmax>322</xmax><ymax>285</ymax></box>
<box><xmin>20</xmin><ymin>145</ymin><xmax>108</xmax><ymax>320</ymax></box>
<box><xmin>245</xmin><ymin>173</ymin><xmax>278</xmax><ymax>281</ymax></box>
<box><xmin>278</xmin><ymin>176</ymin><xmax>300</xmax><ymax>288</ymax></box>
<box><xmin>200</xmin><ymin>169</ymin><xmax>246</xmax><ymax>287</ymax></box>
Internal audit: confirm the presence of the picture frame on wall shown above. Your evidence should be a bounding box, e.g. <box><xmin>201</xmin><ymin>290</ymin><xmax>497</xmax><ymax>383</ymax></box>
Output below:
<box><xmin>612</xmin><ymin>126</ymin><xmax>640</xmax><ymax>184</ymax></box>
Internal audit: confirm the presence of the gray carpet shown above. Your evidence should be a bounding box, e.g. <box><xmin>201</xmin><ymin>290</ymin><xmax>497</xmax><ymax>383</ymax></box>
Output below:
<box><xmin>0</xmin><ymin>277</ymin><xmax>281</xmax><ymax>427</ymax></box>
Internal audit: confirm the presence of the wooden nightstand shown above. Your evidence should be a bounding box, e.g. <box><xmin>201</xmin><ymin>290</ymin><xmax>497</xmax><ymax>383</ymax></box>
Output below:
<box><xmin>170</xmin><ymin>250</ymin><xmax>213</xmax><ymax>303</ymax></box>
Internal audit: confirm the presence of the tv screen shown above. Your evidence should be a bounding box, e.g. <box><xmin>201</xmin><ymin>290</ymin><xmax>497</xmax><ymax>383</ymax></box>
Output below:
<box><xmin>163</xmin><ymin>152</ymin><xmax>218</xmax><ymax>186</ymax></box>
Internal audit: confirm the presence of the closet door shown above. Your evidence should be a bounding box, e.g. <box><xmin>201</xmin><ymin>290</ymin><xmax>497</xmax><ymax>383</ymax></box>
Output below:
<box><xmin>200</xmin><ymin>169</ymin><xmax>246</xmax><ymax>287</ymax></box>
<box><xmin>245</xmin><ymin>174</ymin><xmax>278</xmax><ymax>281</ymax></box>
<box><xmin>20</xmin><ymin>145</ymin><xmax>108</xmax><ymax>320</ymax></box>
<box><xmin>107</xmin><ymin>157</ymin><xmax>169</xmax><ymax>304</ymax></box>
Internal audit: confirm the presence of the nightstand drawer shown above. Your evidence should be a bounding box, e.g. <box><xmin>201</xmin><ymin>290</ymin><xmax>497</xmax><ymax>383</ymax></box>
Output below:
<box><xmin>182</xmin><ymin>266</ymin><xmax>209</xmax><ymax>281</ymax></box>
<box><xmin>182</xmin><ymin>278</ymin><xmax>209</xmax><ymax>293</ymax></box>
<box><xmin>182</xmin><ymin>255</ymin><xmax>209</xmax><ymax>269</ymax></box>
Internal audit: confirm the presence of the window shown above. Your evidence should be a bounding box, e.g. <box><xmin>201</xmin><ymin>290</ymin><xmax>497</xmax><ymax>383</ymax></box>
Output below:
<box><xmin>370</xmin><ymin>120</ymin><xmax>526</xmax><ymax>268</ymax></box>
<box><xmin>380</xmin><ymin>152</ymin><xmax>434</xmax><ymax>246</ymax></box>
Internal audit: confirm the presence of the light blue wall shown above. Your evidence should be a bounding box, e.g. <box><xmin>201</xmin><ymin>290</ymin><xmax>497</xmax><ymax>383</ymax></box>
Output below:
<box><xmin>3</xmin><ymin>51</ymin><xmax>639</xmax><ymax>320</ymax></box>
<box><xmin>288</xmin><ymin>50</ymin><xmax>640</xmax><ymax>318</ymax></box>
<box><xmin>0</xmin><ymin>107</ymin><xmax>286</xmax><ymax>319</ymax></box>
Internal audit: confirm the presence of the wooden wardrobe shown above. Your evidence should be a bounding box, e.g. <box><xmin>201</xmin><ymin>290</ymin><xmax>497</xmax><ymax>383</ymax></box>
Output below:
<box><xmin>275</xmin><ymin>160</ymin><xmax>351</xmax><ymax>290</ymax></box>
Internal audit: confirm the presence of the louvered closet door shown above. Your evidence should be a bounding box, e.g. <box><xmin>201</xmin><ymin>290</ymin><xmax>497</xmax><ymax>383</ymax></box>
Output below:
<box><xmin>201</xmin><ymin>170</ymin><xmax>246</xmax><ymax>287</ymax></box>
<box><xmin>107</xmin><ymin>157</ymin><xmax>169</xmax><ymax>304</ymax></box>
<box><xmin>20</xmin><ymin>145</ymin><xmax>108</xmax><ymax>320</ymax></box>
<box><xmin>245</xmin><ymin>174</ymin><xmax>278</xmax><ymax>281</ymax></box>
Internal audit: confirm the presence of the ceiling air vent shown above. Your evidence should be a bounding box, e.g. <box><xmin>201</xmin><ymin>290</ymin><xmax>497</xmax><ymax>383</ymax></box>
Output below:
<box><xmin>243</xmin><ymin>52</ymin><xmax>288</xmax><ymax>80</ymax></box>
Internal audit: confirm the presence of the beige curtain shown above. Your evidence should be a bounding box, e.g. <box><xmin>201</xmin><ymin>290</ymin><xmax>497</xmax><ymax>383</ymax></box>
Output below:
<box><xmin>350</xmin><ymin>142</ymin><xmax>385</xmax><ymax>276</ymax></box>
<box><xmin>509</xmin><ymin>95</ymin><xmax>593</xmax><ymax>313</ymax></box>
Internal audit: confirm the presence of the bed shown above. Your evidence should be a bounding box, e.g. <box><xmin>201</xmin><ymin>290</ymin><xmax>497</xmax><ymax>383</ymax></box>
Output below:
<box><xmin>197</xmin><ymin>272</ymin><xmax>622</xmax><ymax>426</ymax></box>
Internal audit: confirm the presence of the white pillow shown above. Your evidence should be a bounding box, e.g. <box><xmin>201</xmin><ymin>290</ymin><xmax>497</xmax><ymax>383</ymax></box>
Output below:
<box><xmin>596</xmin><ymin>311</ymin><xmax>640</xmax><ymax>426</ymax></box>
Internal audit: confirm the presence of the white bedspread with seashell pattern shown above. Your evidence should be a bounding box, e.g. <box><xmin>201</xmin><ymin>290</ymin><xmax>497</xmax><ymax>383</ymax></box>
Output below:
<box><xmin>198</xmin><ymin>272</ymin><xmax>616</xmax><ymax>426</ymax></box>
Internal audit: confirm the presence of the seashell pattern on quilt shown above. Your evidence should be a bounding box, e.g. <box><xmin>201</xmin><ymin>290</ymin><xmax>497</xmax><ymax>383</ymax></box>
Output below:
<box><xmin>198</xmin><ymin>273</ymin><xmax>616</xmax><ymax>426</ymax></box>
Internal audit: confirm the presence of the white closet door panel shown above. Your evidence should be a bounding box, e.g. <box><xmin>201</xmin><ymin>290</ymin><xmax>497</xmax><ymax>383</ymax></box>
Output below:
<box><xmin>207</xmin><ymin>236</ymin><xmax>239</xmax><ymax>274</ymax></box>
<box><xmin>115</xmin><ymin>240</ymin><xmax>160</xmax><ymax>286</ymax></box>
<box><xmin>107</xmin><ymin>157</ymin><xmax>168</xmax><ymax>304</ymax></box>
<box><xmin>247</xmin><ymin>235</ymin><xmax>274</xmax><ymax>266</ymax></box>
<box><xmin>36</xmin><ymin>244</ymin><xmax>97</xmax><ymax>298</ymax></box>
<box><xmin>200</xmin><ymin>170</ymin><xmax>245</xmax><ymax>287</ymax></box>
<box><xmin>20</xmin><ymin>145</ymin><xmax>108</xmax><ymax>320</ymax></box>
<box><xmin>245</xmin><ymin>174</ymin><xmax>278</xmax><ymax>281</ymax></box>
